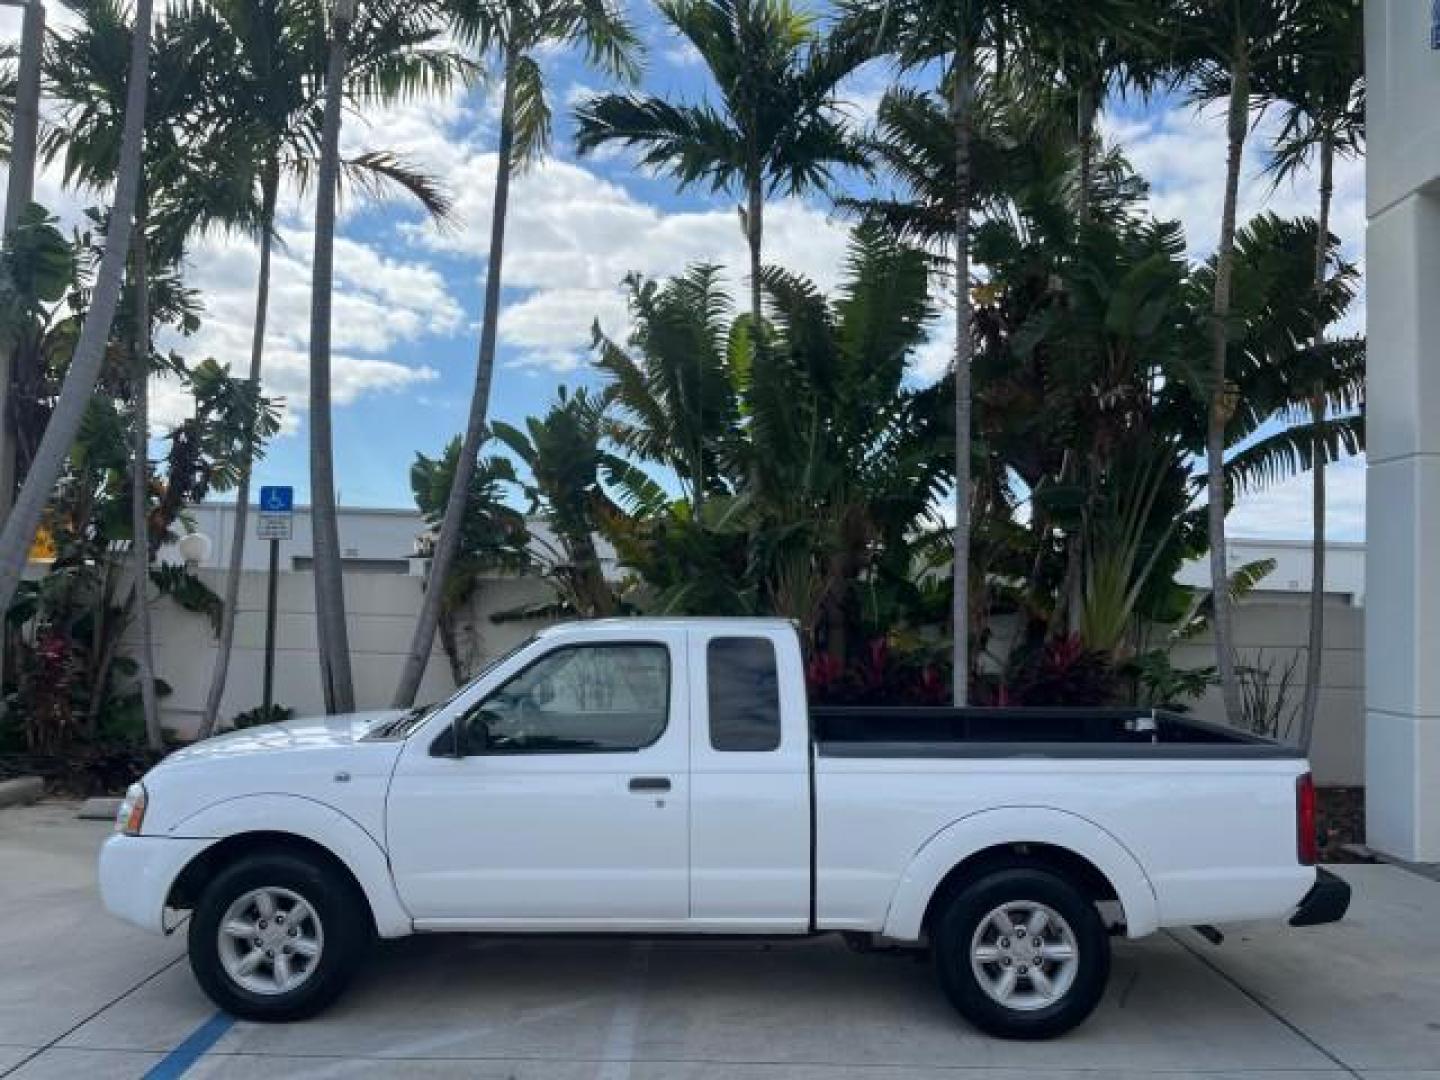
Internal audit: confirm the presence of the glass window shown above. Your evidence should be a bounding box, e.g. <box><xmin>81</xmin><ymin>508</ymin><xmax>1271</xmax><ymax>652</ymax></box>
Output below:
<box><xmin>708</xmin><ymin>637</ymin><xmax>781</xmax><ymax>751</ymax></box>
<box><xmin>455</xmin><ymin>644</ymin><xmax>669</xmax><ymax>755</ymax></box>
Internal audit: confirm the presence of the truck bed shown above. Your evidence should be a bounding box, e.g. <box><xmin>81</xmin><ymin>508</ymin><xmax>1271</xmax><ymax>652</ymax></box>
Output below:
<box><xmin>812</xmin><ymin>706</ymin><xmax>1301</xmax><ymax>758</ymax></box>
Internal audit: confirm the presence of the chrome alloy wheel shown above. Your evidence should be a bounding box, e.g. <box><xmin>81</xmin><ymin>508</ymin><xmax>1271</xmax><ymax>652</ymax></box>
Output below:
<box><xmin>216</xmin><ymin>886</ymin><xmax>324</xmax><ymax>996</ymax></box>
<box><xmin>968</xmin><ymin>901</ymin><xmax>1079</xmax><ymax>1011</ymax></box>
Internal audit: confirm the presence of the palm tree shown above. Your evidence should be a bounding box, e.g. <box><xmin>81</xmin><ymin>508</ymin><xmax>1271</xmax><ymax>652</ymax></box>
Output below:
<box><xmin>586</xmin><ymin>229</ymin><xmax>949</xmax><ymax>656</ymax></box>
<box><xmin>1253</xmin><ymin>0</ymin><xmax>1363</xmax><ymax>750</ymax></box>
<box><xmin>591</xmin><ymin>266</ymin><xmax>740</xmax><ymax>516</ymax></box>
<box><xmin>840</xmin><ymin>0</ymin><xmax>1031</xmax><ymax>704</ymax></box>
<box><xmin>195</xmin><ymin>0</ymin><xmax>462</xmax><ymax>737</ymax></box>
<box><xmin>492</xmin><ymin>388</ymin><xmax>645</xmax><ymax>619</ymax></box>
<box><xmin>390</xmin><ymin>0</ymin><xmax>641</xmax><ymax>708</ymax></box>
<box><xmin>44</xmin><ymin>0</ymin><xmax>250</xmax><ymax>748</ymax></box>
<box><xmin>0</xmin><ymin>0</ymin><xmax>153</xmax><ymax>646</ymax></box>
<box><xmin>308</xmin><ymin>0</ymin><xmax>356</xmax><ymax>714</ymax></box>
<box><xmin>409</xmin><ymin>436</ymin><xmax>530</xmax><ymax>684</ymax></box>
<box><xmin>573</xmin><ymin>0</ymin><xmax>867</xmax><ymax>351</ymax></box>
<box><xmin>1018</xmin><ymin>0</ymin><xmax>1169</xmax><ymax>224</ymax></box>
<box><xmin>1173</xmin><ymin>0</ymin><xmax>1298</xmax><ymax>725</ymax></box>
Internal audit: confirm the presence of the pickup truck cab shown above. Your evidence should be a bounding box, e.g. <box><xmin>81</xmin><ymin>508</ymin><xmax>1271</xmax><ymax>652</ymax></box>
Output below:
<box><xmin>100</xmin><ymin>618</ymin><xmax>1349</xmax><ymax>1038</ymax></box>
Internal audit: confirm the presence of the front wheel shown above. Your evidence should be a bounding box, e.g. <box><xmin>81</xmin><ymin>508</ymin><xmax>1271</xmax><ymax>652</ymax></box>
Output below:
<box><xmin>932</xmin><ymin>865</ymin><xmax>1110</xmax><ymax>1039</ymax></box>
<box><xmin>188</xmin><ymin>851</ymin><xmax>369</xmax><ymax>1021</ymax></box>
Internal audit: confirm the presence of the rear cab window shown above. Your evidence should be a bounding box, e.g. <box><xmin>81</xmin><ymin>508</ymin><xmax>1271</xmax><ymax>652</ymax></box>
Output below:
<box><xmin>707</xmin><ymin>637</ymin><xmax>781</xmax><ymax>751</ymax></box>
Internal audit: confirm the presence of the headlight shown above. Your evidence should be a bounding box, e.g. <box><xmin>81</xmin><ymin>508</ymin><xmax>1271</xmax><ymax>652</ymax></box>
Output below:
<box><xmin>115</xmin><ymin>782</ymin><xmax>147</xmax><ymax>836</ymax></box>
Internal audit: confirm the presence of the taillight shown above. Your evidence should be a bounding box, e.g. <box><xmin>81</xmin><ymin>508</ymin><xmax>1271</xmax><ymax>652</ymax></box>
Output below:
<box><xmin>1296</xmin><ymin>772</ymin><xmax>1317</xmax><ymax>865</ymax></box>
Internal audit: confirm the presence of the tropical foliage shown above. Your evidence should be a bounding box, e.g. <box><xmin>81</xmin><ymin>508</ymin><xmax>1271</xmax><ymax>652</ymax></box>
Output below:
<box><xmin>1</xmin><ymin>206</ymin><xmax>279</xmax><ymax>752</ymax></box>
<box><xmin>0</xmin><ymin>0</ymin><xmax>1367</xmax><ymax>751</ymax></box>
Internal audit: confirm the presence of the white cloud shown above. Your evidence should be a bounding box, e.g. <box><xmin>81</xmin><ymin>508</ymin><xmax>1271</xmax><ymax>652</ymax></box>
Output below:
<box><xmin>402</xmin><ymin>148</ymin><xmax>853</xmax><ymax>370</ymax></box>
<box><xmin>660</xmin><ymin>36</ymin><xmax>703</xmax><ymax>68</ymax></box>
<box><xmin>153</xmin><ymin>225</ymin><xmax>460</xmax><ymax>429</ymax></box>
<box><xmin>499</xmin><ymin>286</ymin><xmax>632</xmax><ymax>357</ymax></box>
<box><xmin>1229</xmin><ymin>455</ymin><xmax>1366</xmax><ymax>542</ymax></box>
<box><xmin>910</xmin><ymin>309</ymin><xmax>956</xmax><ymax>384</ymax></box>
<box><xmin>1102</xmin><ymin>104</ymin><xmax>1366</xmax><ymax>268</ymax></box>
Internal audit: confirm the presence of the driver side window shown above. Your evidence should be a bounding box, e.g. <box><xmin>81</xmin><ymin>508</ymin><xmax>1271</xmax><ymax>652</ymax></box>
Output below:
<box><xmin>455</xmin><ymin>643</ymin><xmax>670</xmax><ymax>755</ymax></box>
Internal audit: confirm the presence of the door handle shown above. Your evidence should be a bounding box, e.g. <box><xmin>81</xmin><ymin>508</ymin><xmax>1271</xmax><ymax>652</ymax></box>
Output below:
<box><xmin>628</xmin><ymin>776</ymin><xmax>671</xmax><ymax>792</ymax></box>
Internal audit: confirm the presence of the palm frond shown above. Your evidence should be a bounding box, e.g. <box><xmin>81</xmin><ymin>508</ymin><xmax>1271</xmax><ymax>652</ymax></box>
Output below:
<box><xmin>341</xmin><ymin>151</ymin><xmax>455</xmax><ymax>224</ymax></box>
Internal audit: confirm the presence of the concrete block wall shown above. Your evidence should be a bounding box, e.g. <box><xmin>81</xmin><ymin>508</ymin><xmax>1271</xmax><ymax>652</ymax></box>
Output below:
<box><xmin>1177</xmin><ymin>594</ymin><xmax>1364</xmax><ymax>786</ymax></box>
<box><xmin>132</xmin><ymin>570</ymin><xmax>559</xmax><ymax>738</ymax></box>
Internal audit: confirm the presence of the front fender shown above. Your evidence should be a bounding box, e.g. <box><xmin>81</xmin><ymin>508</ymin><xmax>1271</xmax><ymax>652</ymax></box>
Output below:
<box><xmin>168</xmin><ymin>794</ymin><xmax>413</xmax><ymax>938</ymax></box>
<box><xmin>880</xmin><ymin>806</ymin><xmax>1161</xmax><ymax>942</ymax></box>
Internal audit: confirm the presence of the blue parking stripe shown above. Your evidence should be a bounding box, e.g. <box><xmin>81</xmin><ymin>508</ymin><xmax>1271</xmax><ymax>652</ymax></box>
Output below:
<box><xmin>144</xmin><ymin>1011</ymin><xmax>235</xmax><ymax>1079</ymax></box>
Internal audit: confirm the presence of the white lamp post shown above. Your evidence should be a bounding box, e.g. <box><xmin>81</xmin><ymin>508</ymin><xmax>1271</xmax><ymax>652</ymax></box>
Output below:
<box><xmin>177</xmin><ymin>532</ymin><xmax>213</xmax><ymax>569</ymax></box>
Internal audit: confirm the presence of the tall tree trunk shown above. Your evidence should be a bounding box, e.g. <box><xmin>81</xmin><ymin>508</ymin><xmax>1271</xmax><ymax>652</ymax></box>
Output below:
<box><xmin>0</xmin><ymin>0</ymin><xmax>44</xmax><ymax>524</ymax></box>
<box><xmin>1298</xmin><ymin>131</ymin><xmax>1335</xmax><ymax>752</ymax></box>
<box><xmin>199</xmin><ymin>160</ymin><xmax>280</xmax><ymax>738</ymax></box>
<box><xmin>0</xmin><ymin>0</ymin><xmax>45</xmax><ymax>708</ymax></box>
<box><xmin>951</xmin><ymin>51</ymin><xmax>975</xmax><ymax>706</ymax></box>
<box><xmin>309</xmin><ymin>10</ymin><xmax>355</xmax><ymax>714</ymax></box>
<box><xmin>129</xmin><ymin>222</ymin><xmax>162</xmax><ymax>751</ymax></box>
<box><xmin>0</xmin><ymin>0</ymin><xmax>154</xmax><ymax>618</ymax></box>
<box><xmin>1206</xmin><ymin>48</ymin><xmax>1250</xmax><ymax>726</ymax></box>
<box><xmin>437</xmin><ymin>607</ymin><xmax>465</xmax><ymax>686</ymax></box>
<box><xmin>392</xmin><ymin>48</ymin><xmax>518</xmax><ymax>708</ymax></box>
<box><xmin>746</xmin><ymin>173</ymin><xmax>764</xmax><ymax>345</ymax></box>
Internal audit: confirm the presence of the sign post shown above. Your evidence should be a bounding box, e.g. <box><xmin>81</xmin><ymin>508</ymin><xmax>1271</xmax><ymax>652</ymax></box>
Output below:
<box><xmin>256</xmin><ymin>486</ymin><xmax>294</xmax><ymax>714</ymax></box>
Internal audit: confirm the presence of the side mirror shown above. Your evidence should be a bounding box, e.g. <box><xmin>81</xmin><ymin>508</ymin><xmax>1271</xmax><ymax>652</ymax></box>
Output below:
<box><xmin>449</xmin><ymin>714</ymin><xmax>492</xmax><ymax>757</ymax></box>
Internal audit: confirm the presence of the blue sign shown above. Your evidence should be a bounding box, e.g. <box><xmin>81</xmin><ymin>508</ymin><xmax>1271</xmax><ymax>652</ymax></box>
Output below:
<box><xmin>258</xmin><ymin>486</ymin><xmax>294</xmax><ymax>514</ymax></box>
<box><xmin>1434</xmin><ymin>0</ymin><xmax>1440</xmax><ymax>50</ymax></box>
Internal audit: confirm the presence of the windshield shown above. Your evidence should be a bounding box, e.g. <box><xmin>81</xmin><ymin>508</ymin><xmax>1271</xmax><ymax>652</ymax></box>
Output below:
<box><xmin>362</xmin><ymin>635</ymin><xmax>538</xmax><ymax>740</ymax></box>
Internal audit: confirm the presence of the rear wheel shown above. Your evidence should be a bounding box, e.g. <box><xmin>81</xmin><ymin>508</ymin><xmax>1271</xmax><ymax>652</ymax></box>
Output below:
<box><xmin>932</xmin><ymin>865</ymin><xmax>1110</xmax><ymax>1039</ymax></box>
<box><xmin>188</xmin><ymin>851</ymin><xmax>369</xmax><ymax>1021</ymax></box>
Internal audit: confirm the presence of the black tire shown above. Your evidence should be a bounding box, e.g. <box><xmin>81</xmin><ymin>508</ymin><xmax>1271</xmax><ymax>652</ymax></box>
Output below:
<box><xmin>931</xmin><ymin>865</ymin><xmax>1110</xmax><ymax>1039</ymax></box>
<box><xmin>188</xmin><ymin>850</ymin><xmax>370</xmax><ymax>1021</ymax></box>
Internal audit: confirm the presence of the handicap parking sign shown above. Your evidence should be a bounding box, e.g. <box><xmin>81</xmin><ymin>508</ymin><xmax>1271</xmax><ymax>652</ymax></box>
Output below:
<box><xmin>259</xmin><ymin>486</ymin><xmax>294</xmax><ymax>513</ymax></box>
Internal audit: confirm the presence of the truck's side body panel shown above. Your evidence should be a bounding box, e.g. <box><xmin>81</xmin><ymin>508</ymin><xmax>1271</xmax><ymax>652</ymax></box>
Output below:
<box><xmin>685</xmin><ymin>625</ymin><xmax>811</xmax><ymax>931</ymax></box>
<box><xmin>815</xmin><ymin>755</ymin><xmax>1311</xmax><ymax>938</ymax></box>
<box><xmin>385</xmin><ymin>619</ymin><xmax>815</xmax><ymax>933</ymax></box>
<box><xmin>386</xmin><ymin>623</ymin><xmax>693</xmax><ymax>925</ymax></box>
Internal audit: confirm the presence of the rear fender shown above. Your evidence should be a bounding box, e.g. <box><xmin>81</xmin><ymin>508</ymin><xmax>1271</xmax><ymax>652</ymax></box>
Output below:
<box><xmin>881</xmin><ymin>806</ymin><xmax>1160</xmax><ymax>941</ymax></box>
<box><xmin>169</xmin><ymin>794</ymin><xmax>413</xmax><ymax>938</ymax></box>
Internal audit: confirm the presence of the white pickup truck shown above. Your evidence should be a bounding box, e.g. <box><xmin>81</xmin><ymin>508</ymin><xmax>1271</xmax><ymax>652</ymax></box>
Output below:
<box><xmin>100</xmin><ymin>618</ymin><xmax>1348</xmax><ymax>1038</ymax></box>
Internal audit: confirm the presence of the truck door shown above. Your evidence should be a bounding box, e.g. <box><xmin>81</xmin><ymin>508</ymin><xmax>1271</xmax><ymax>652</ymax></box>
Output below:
<box><xmin>387</xmin><ymin>627</ymin><xmax>690</xmax><ymax>924</ymax></box>
<box><xmin>687</xmin><ymin>627</ymin><xmax>811</xmax><ymax>931</ymax></box>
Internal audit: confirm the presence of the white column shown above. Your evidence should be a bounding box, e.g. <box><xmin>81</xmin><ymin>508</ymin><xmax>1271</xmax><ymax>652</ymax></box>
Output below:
<box><xmin>1364</xmin><ymin>2</ymin><xmax>1440</xmax><ymax>861</ymax></box>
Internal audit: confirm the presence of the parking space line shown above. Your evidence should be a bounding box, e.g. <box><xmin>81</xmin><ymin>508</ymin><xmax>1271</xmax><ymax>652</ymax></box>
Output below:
<box><xmin>0</xmin><ymin>955</ymin><xmax>186</xmax><ymax>1079</ymax></box>
<box><xmin>1164</xmin><ymin>930</ymin><xmax>1361</xmax><ymax>1079</ymax></box>
<box><xmin>596</xmin><ymin>941</ymin><xmax>652</xmax><ymax>1080</ymax></box>
<box><xmin>142</xmin><ymin>1011</ymin><xmax>235</xmax><ymax>1080</ymax></box>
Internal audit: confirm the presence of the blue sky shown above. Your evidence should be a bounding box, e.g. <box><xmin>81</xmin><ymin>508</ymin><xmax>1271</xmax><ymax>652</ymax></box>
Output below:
<box><xmin>2</xmin><ymin>1</ymin><xmax>1368</xmax><ymax>540</ymax></box>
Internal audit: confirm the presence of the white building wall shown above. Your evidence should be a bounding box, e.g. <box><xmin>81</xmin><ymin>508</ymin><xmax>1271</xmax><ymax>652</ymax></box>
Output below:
<box><xmin>1362</xmin><ymin>1</ymin><xmax>1440</xmax><ymax>860</ymax></box>
<box><xmin>1176</xmin><ymin>539</ymin><xmax>1365</xmax><ymax>605</ymax></box>
<box><xmin>161</xmin><ymin>504</ymin><xmax>620</xmax><ymax>578</ymax></box>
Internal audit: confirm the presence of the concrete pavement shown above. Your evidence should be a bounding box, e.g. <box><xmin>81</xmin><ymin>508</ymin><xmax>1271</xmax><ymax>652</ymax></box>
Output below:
<box><xmin>1</xmin><ymin>802</ymin><xmax>1438</xmax><ymax>1079</ymax></box>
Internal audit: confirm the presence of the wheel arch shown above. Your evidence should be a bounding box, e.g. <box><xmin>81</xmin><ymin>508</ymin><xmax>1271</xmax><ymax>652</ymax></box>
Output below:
<box><xmin>880</xmin><ymin>807</ymin><xmax>1160</xmax><ymax>942</ymax></box>
<box><xmin>169</xmin><ymin>831</ymin><xmax>374</xmax><ymax>933</ymax></box>
<box><xmin>162</xmin><ymin>795</ymin><xmax>412</xmax><ymax>938</ymax></box>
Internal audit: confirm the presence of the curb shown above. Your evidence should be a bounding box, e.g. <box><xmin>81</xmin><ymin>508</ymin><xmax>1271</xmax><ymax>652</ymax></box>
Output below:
<box><xmin>77</xmin><ymin>797</ymin><xmax>123</xmax><ymax>821</ymax></box>
<box><xmin>0</xmin><ymin>776</ymin><xmax>44</xmax><ymax>809</ymax></box>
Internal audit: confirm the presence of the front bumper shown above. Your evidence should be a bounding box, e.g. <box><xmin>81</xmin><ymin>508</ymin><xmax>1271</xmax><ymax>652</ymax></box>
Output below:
<box><xmin>1289</xmin><ymin>867</ymin><xmax>1351</xmax><ymax>927</ymax></box>
<box><xmin>99</xmin><ymin>833</ymin><xmax>215</xmax><ymax>935</ymax></box>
